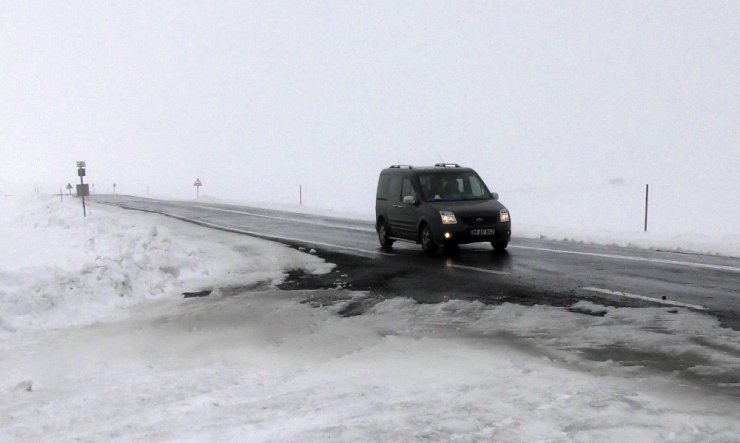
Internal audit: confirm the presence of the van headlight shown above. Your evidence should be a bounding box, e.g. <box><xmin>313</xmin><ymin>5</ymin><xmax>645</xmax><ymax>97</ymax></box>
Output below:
<box><xmin>500</xmin><ymin>209</ymin><xmax>510</xmax><ymax>223</ymax></box>
<box><xmin>440</xmin><ymin>211</ymin><xmax>457</xmax><ymax>224</ymax></box>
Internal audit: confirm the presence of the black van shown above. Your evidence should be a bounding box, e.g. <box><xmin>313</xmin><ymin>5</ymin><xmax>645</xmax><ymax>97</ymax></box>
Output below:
<box><xmin>375</xmin><ymin>163</ymin><xmax>511</xmax><ymax>253</ymax></box>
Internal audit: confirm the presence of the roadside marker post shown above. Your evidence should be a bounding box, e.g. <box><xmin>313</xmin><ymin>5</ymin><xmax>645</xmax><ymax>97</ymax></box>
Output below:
<box><xmin>194</xmin><ymin>178</ymin><xmax>202</xmax><ymax>199</ymax></box>
<box><xmin>76</xmin><ymin>161</ymin><xmax>87</xmax><ymax>217</ymax></box>
<box><xmin>644</xmin><ymin>184</ymin><xmax>649</xmax><ymax>232</ymax></box>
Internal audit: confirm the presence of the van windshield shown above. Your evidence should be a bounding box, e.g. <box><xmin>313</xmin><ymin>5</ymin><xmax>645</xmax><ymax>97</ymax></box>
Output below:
<box><xmin>418</xmin><ymin>171</ymin><xmax>491</xmax><ymax>202</ymax></box>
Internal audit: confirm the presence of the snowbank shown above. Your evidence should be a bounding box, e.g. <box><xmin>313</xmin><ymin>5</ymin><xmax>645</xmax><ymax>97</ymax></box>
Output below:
<box><xmin>0</xmin><ymin>194</ymin><xmax>333</xmax><ymax>334</ymax></box>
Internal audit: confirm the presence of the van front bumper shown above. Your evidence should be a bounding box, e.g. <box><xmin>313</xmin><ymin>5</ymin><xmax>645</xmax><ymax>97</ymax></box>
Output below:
<box><xmin>435</xmin><ymin>222</ymin><xmax>511</xmax><ymax>245</ymax></box>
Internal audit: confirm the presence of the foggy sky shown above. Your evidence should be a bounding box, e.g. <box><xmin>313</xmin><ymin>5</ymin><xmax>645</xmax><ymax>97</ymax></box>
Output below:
<box><xmin>2</xmin><ymin>1</ymin><xmax>738</xmax><ymax>233</ymax></box>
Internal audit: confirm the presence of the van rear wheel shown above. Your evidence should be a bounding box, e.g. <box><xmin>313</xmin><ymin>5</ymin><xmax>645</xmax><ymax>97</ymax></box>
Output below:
<box><xmin>491</xmin><ymin>240</ymin><xmax>508</xmax><ymax>251</ymax></box>
<box><xmin>377</xmin><ymin>221</ymin><xmax>394</xmax><ymax>248</ymax></box>
<box><xmin>420</xmin><ymin>224</ymin><xmax>438</xmax><ymax>254</ymax></box>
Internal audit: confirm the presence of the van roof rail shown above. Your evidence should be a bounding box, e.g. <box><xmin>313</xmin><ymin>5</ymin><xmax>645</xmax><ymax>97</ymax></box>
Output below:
<box><xmin>434</xmin><ymin>163</ymin><xmax>461</xmax><ymax>168</ymax></box>
<box><xmin>389</xmin><ymin>165</ymin><xmax>413</xmax><ymax>169</ymax></box>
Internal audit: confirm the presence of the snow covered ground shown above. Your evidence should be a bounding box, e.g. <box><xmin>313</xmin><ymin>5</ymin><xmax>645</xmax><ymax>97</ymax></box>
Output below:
<box><xmin>1</xmin><ymin>194</ymin><xmax>739</xmax><ymax>442</ymax></box>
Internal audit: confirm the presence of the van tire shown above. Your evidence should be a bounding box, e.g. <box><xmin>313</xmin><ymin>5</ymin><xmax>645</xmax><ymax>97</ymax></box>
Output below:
<box><xmin>420</xmin><ymin>223</ymin><xmax>438</xmax><ymax>254</ymax></box>
<box><xmin>377</xmin><ymin>220</ymin><xmax>395</xmax><ymax>248</ymax></box>
<box><xmin>491</xmin><ymin>240</ymin><xmax>508</xmax><ymax>251</ymax></box>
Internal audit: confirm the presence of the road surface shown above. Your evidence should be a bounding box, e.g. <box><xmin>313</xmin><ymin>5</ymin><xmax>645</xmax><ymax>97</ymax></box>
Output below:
<box><xmin>94</xmin><ymin>195</ymin><xmax>739</xmax><ymax>329</ymax></box>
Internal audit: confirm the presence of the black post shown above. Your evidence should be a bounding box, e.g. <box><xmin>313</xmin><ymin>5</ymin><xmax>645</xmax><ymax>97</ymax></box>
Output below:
<box><xmin>644</xmin><ymin>184</ymin><xmax>649</xmax><ymax>232</ymax></box>
<box><xmin>80</xmin><ymin>175</ymin><xmax>87</xmax><ymax>217</ymax></box>
<box><xmin>299</xmin><ymin>185</ymin><xmax>302</xmax><ymax>205</ymax></box>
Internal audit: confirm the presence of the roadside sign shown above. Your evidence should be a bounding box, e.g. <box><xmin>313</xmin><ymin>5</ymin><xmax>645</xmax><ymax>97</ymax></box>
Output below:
<box><xmin>76</xmin><ymin>184</ymin><xmax>90</xmax><ymax>197</ymax></box>
<box><xmin>76</xmin><ymin>161</ymin><xmax>86</xmax><ymax>168</ymax></box>
<box><xmin>194</xmin><ymin>178</ymin><xmax>202</xmax><ymax>187</ymax></box>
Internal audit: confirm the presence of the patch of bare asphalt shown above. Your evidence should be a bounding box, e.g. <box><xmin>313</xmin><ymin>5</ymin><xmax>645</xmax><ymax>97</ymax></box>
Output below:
<box><xmin>277</xmin><ymin>247</ymin><xmax>653</xmax><ymax>314</ymax></box>
<box><xmin>279</xmin><ymin>247</ymin><xmax>740</xmax><ymax>397</ymax></box>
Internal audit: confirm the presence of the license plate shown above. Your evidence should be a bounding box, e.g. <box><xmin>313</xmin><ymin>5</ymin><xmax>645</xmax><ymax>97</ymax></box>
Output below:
<box><xmin>470</xmin><ymin>228</ymin><xmax>495</xmax><ymax>236</ymax></box>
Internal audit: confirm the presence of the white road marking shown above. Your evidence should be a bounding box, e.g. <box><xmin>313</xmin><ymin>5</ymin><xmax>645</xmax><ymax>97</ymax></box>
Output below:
<box><xmin>160</xmin><ymin>211</ymin><xmax>395</xmax><ymax>257</ymax></box>
<box><xmin>200</xmin><ymin>204</ymin><xmax>738</xmax><ymax>274</ymax></box>
<box><xmin>194</xmin><ymin>205</ymin><xmax>376</xmax><ymax>234</ymax></box>
<box><xmin>114</xmin><ymin>201</ymin><xmax>739</xmax><ymax>276</ymax></box>
<box><xmin>582</xmin><ymin>286</ymin><xmax>706</xmax><ymax>310</ymax></box>
<box><xmin>449</xmin><ymin>264</ymin><xmax>509</xmax><ymax>276</ymax></box>
<box><xmin>511</xmin><ymin>245</ymin><xmax>739</xmax><ymax>273</ymax></box>
<box><xmin>131</xmin><ymin>208</ymin><xmax>514</xmax><ymax>275</ymax></box>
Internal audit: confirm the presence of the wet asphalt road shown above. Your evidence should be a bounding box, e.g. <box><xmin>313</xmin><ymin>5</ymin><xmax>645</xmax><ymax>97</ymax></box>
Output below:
<box><xmin>94</xmin><ymin>195</ymin><xmax>740</xmax><ymax>331</ymax></box>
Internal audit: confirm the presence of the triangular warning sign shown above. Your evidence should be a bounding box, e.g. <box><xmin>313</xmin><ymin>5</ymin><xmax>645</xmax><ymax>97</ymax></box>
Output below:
<box><xmin>194</xmin><ymin>178</ymin><xmax>202</xmax><ymax>186</ymax></box>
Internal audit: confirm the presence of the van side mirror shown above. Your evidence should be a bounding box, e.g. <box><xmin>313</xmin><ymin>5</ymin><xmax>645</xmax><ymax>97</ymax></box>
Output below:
<box><xmin>490</xmin><ymin>192</ymin><xmax>499</xmax><ymax>200</ymax></box>
<box><xmin>403</xmin><ymin>195</ymin><xmax>417</xmax><ymax>205</ymax></box>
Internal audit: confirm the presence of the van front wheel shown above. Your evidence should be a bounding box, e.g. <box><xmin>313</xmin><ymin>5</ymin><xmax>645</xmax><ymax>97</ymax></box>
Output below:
<box><xmin>420</xmin><ymin>224</ymin><xmax>438</xmax><ymax>254</ymax></box>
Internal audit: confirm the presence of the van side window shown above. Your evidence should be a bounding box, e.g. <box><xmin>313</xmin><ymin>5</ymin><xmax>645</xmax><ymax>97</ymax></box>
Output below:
<box><xmin>470</xmin><ymin>176</ymin><xmax>484</xmax><ymax>195</ymax></box>
<box><xmin>388</xmin><ymin>176</ymin><xmax>402</xmax><ymax>203</ymax></box>
<box><xmin>401</xmin><ymin>177</ymin><xmax>416</xmax><ymax>200</ymax></box>
<box><xmin>376</xmin><ymin>175</ymin><xmax>390</xmax><ymax>200</ymax></box>
<box><xmin>419</xmin><ymin>175</ymin><xmax>431</xmax><ymax>197</ymax></box>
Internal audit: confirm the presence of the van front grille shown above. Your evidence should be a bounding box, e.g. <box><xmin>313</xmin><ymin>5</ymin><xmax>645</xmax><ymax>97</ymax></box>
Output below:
<box><xmin>461</xmin><ymin>216</ymin><xmax>497</xmax><ymax>226</ymax></box>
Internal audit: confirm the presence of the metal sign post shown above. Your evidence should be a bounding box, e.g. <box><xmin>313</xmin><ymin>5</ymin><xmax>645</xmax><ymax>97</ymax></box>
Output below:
<box><xmin>194</xmin><ymin>178</ymin><xmax>202</xmax><ymax>199</ymax></box>
<box><xmin>77</xmin><ymin>161</ymin><xmax>87</xmax><ymax>217</ymax></box>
